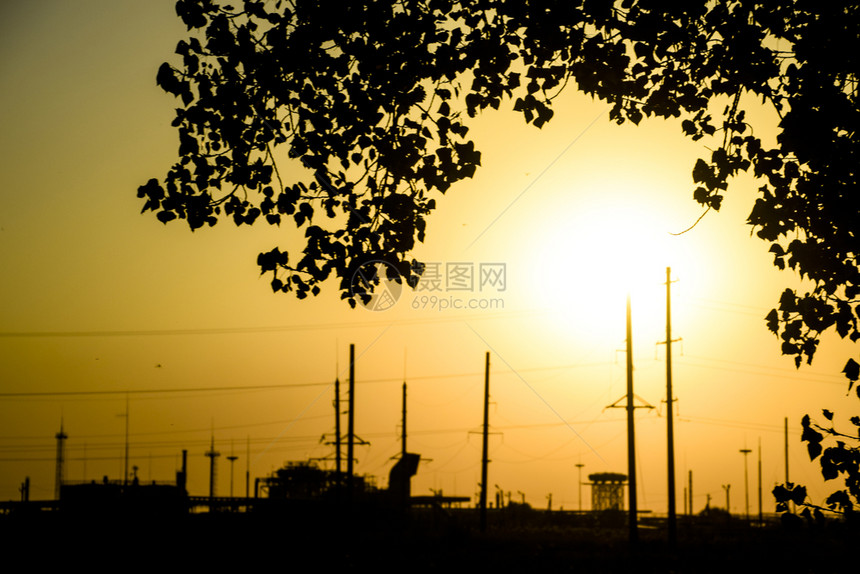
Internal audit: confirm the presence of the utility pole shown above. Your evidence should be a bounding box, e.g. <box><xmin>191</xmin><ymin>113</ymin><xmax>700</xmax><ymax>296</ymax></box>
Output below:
<box><xmin>606</xmin><ymin>295</ymin><xmax>653</xmax><ymax>540</ymax></box>
<box><xmin>121</xmin><ymin>394</ymin><xmax>130</xmax><ymax>486</ymax></box>
<box><xmin>626</xmin><ymin>294</ymin><xmax>638</xmax><ymax>544</ymax></box>
<box><xmin>785</xmin><ymin>416</ymin><xmax>791</xmax><ymax>513</ymax></box>
<box><xmin>335</xmin><ymin>374</ymin><xmax>342</xmax><ymax>486</ymax></box>
<box><xmin>688</xmin><ymin>470</ymin><xmax>693</xmax><ymax>515</ymax></box>
<box><xmin>245</xmin><ymin>436</ymin><xmax>250</xmax><ymax>499</ymax></box>
<box><xmin>784</xmin><ymin>417</ymin><xmax>789</xmax><ymax>485</ymax></box>
<box><xmin>205</xmin><ymin>433</ymin><xmax>220</xmax><ymax>504</ymax></box>
<box><xmin>722</xmin><ymin>484</ymin><xmax>731</xmax><ymax>515</ymax></box>
<box><xmin>227</xmin><ymin>441</ymin><xmax>238</xmax><ymax>498</ymax></box>
<box><xmin>740</xmin><ymin>448</ymin><xmax>752</xmax><ymax>521</ymax></box>
<box><xmin>401</xmin><ymin>382</ymin><xmax>407</xmax><ymax>459</ymax></box>
<box><xmin>54</xmin><ymin>420</ymin><xmax>68</xmax><ymax>500</ymax></box>
<box><xmin>664</xmin><ymin>267</ymin><xmax>680</xmax><ymax>546</ymax></box>
<box><xmin>347</xmin><ymin>343</ymin><xmax>355</xmax><ymax>500</ymax></box>
<box><xmin>758</xmin><ymin>438</ymin><xmax>763</xmax><ymax>523</ymax></box>
<box><xmin>575</xmin><ymin>462</ymin><xmax>585</xmax><ymax>512</ymax></box>
<box><xmin>20</xmin><ymin>477</ymin><xmax>30</xmax><ymax>502</ymax></box>
<box><xmin>480</xmin><ymin>351</ymin><xmax>490</xmax><ymax>532</ymax></box>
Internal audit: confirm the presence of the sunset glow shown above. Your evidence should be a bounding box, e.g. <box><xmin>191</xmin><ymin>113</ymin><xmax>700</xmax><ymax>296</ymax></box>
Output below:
<box><xmin>1</xmin><ymin>2</ymin><xmax>854</xmax><ymax>540</ymax></box>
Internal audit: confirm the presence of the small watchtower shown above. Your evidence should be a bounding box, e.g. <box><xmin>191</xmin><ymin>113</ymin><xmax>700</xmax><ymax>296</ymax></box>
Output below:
<box><xmin>589</xmin><ymin>472</ymin><xmax>627</xmax><ymax>511</ymax></box>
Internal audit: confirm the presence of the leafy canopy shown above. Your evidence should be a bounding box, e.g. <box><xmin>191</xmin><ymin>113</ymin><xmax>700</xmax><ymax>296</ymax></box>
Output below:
<box><xmin>141</xmin><ymin>0</ymin><xmax>858</xmax><ymax>375</ymax></box>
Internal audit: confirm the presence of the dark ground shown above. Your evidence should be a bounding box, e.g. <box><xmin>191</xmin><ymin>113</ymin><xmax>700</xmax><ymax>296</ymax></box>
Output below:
<box><xmin>1</xmin><ymin>504</ymin><xmax>854</xmax><ymax>572</ymax></box>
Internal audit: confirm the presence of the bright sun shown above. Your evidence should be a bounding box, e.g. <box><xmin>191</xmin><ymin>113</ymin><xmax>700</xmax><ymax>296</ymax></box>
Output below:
<box><xmin>526</xmin><ymin>185</ymin><xmax>698</xmax><ymax>344</ymax></box>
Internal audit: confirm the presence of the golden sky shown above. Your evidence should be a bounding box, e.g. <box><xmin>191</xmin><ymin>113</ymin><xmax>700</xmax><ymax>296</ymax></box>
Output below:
<box><xmin>1</xmin><ymin>1</ymin><xmax>855</xmax><ymax>513</ymax></box>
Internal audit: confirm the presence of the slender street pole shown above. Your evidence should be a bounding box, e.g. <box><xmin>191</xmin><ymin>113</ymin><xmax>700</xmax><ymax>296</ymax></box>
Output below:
<box><xmin>227</xmin><ymin>453</ymin><xmax>238</xmax><ymax>498</ymax></box>
<box><xmin>740</xmin><ymin>448</ymin><xmax>752</xmax><ymax>520</ymax></box>
<box><xmin>575</xmin><ymin>463</ymin><xmax>585</xmax><ymax>512</ymax></box>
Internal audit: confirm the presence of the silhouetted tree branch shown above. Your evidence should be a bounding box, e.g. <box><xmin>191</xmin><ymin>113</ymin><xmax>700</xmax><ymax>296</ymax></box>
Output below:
<box><xmin>141</xmin><ymin>2</ymin><xmax>860</xmax><ymax>419</ymax></box>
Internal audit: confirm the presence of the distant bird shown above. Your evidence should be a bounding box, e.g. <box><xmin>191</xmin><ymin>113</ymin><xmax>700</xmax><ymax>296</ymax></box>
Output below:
<box><xmin>155</xmin><ymin>363</ymin><xmax>163</xmax><ymax>368</ymax></box>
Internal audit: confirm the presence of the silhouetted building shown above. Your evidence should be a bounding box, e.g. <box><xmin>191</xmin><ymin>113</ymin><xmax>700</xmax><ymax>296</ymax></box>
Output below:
<box><xmin>58</xmin><ymin>449</ymin><xmax>189</xmax><ymax>517</ymax></box>
<box><xmin>60</xmin><ymin>478</ymin><xmax>188</xmax><ymax>517</ymax></box>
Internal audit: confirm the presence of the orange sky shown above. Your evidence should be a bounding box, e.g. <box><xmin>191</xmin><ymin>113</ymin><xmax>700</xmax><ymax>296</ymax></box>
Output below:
<box><xmin>1</xmin><ymin>1</ymin><xmax>855</xmax><ymax>513</ymax></box>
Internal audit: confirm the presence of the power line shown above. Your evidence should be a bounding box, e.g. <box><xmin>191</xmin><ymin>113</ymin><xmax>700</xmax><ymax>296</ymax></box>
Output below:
<box><xmin>677</xmin><ymin>357</ymin><xmax>845</xmax><ymax>386</ymax></box>
<box><xmin>0</xmin><ymin>360</ymin><xmax>615</xmax><ymax>398</ymax></box>
<box><xmin>0</xmin><ymin>309</ymin><xmax>542</xmax><ymax>339</ymax></box>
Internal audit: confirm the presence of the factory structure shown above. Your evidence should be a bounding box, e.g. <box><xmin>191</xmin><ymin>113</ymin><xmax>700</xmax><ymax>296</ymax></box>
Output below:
<box><xmin>1</xmin><ymin>344</ymin><xmax>629</xmax><ymax>523</ymax></box>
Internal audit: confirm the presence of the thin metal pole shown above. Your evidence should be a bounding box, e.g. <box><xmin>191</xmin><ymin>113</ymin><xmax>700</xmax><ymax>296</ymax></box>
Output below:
<box><xmin>575</xmin><ymin>463</ymin><xmax>585</xmax><ymax>512</ymax></box>
<box><xmin>480</xmin><ymin>351</ymin><xmax>490</xmax><ymax>532</ymax></box>
<box><xmin>227</xmin><ymin>453</ymin><xmax>238</xmax><ymax>498</ymax></box>
<box><xmin>688</xmin><ymin>470</ymin><xmax>693</xmax><ymax>515</ymax></box>
<box><xmin>124</xmin><ymin>394</ymin><xmax>129</xmax><ymax>486</ymax></box>
<box><xmin>785</xmin><ymin>417</ymin><xmax>789</xmax><ymax>483</ymax></box>
<box><xmin>335</xmin><ymin>375</ymin><xmax>342</xmax><ymax>482</ymax></box>
<box><xmin>245</xmin><ymin>436</ymin><xmax>250</xmax><ymax>498</ymax></box>
<box><xmin>665</xmin><ymin>267</ymin><xmax>677</xmax><ymax>546</ymax></box>
<box><xmin>347</xmin><ymin>344</ymin><xmax>355</xmax><ymax>500</ymax></box>
<box><xmin>785</xmin><ymin>416</ymin><xmax>791</xmax><ymax>512</ymax></box>
<box><xmin>402</xmin><ymin>382</ymin><xmax>407</xmax><ymax>459</ymax></box>
<box><xmin>54</xmin><ymin>420</ymin><xmax>67</xmax><ymax>500</ymax></box>
<box><xmin>758</xmin><ymin>438</ymin><xmax>763</xmax><ymax>523</ymax></box>
<box><xmin>626</xmin><ymin>294</ymin><xmax>638</xmax><ymax>544</ymax></box>
<box><xmin>740</xmin><ymin>448</ymin><xmax>752</xmax><ymax>520</ymax></box>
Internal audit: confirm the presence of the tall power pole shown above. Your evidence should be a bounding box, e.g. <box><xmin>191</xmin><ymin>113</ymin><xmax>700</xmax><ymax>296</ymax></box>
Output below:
<box><xmin>120</xmin><ymin>394</ymin><xmax>130</xmax><ymax>486</ymax></box>
<box><xmin>688</xmin><ymin>470</ymin><xmax>693</xmax><ymax>515</ymax></box>
<box><xmin>784</xmin><ymin>417</ymin><xmax>789</xmax><ymax>484</ymax></box>
<box><xmin>245</xmin><ymin>436</ymin><xmax>250</xmax><ymax>499</ymax></box>
<box><xmin>664</xmin><ymin>267</ymin><xmax>679</xmax><ymax>546</ymax></box>
<box><xmin>758</xmin><ymin>438</ymin><xmax>763</xmax><ymax>523</ymax></box>
<box><xmin>401</xmin><ymin>382</ymin><xmax>407</xmax><ymax>459</ymax></box>
<box><xmin>334</xmin><ymin>374</ymin><xmax>342</xmax><ymax>485</ymax></box>
<box><xmin>626</xmin><ymin>295</ymin><xmax>638</xmax><ymax>544</ymax></box>
<box><xmin>54</xmin><ymin>420</ymin><xmax>68</xmax><ymax>500</ymax></box>
<box><xmin>205</xmin><ymin>433</ymin><xmax>220</xmax><ymax>502</ymax></box>
<box><xmin>785</xmin><ymin>416</ymin><xmax>791</xmax><ymax>512</ymax></box>
<box><xmin>227</xmin><ymin>441</ymin><xmax>238</xmax><ymax>498</ymax></box>
<box><xmin>480</xmin><ymin>351</ymin><xmax>490</xmax><ymax>532</ymax></box>
<box><xmin>347</xmin><ymin>343</ymin><xmax>355</xmax><ymax>500</ymax></box>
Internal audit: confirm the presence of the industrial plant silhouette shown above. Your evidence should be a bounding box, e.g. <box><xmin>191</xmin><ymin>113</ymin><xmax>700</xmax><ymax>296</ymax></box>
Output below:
<box><xmin>1</xmin><ymin>333</ymin><xmax>851</xmax><ymax>571</ymax></box>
